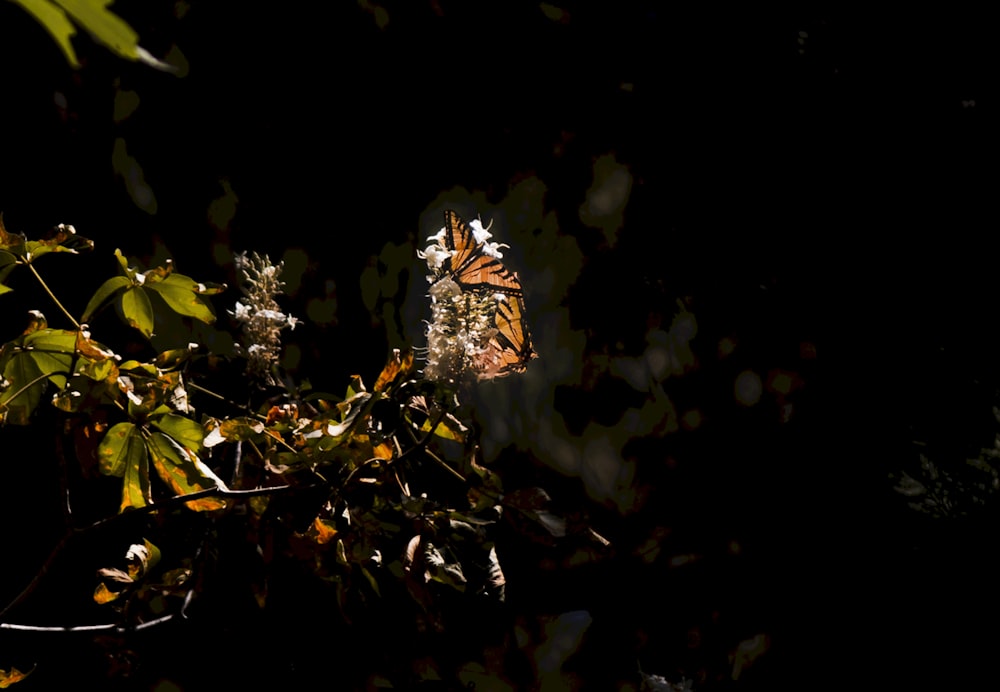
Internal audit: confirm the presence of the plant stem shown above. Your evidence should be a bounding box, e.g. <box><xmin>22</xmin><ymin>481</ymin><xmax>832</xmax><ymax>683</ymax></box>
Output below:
<box><xmin>26</xmin><ymin>261</ymin><xmax>81</xmax><ymax>329</ymax></box>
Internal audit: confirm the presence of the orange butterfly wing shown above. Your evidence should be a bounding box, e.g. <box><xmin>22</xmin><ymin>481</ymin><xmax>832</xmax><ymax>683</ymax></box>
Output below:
<box><xmin>442</xmin><ymin>210</ymin><xmax>522</xmax><ymax>295</ymax></box>
<box><xmin>482</xmin><ymin>291</ymin><xmax>538</xmax><ymax>379</ymax></box>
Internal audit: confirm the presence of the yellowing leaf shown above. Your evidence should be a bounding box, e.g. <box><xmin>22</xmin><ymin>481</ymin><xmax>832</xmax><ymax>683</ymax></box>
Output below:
<box><xmin>146</xmin><ymin>431</ymin><xmax>228</xmax><ymax>511</ymax></box>
<box><xmin>152</xmin><ymin>412</ymin><xmax>205</xmax><ymax>454</ymax></box>
<box><xmin>0</xmin><ymin>344</ymin><xmax>48</xmax><ymax>425</ymax></box>
<box><xmin>309</xmin><ymin>517</ymin><xmax>338</xmax><ymax>545</ymax></box>
<box><xmin>373</xmin><ymin>347</ymin><xmax>415</xmax><ymax>393</ymax></box>
<box><xmin>125</xmin><ymin>538</ymin><xmax>161</xmax><ymax>579</ymax></box>
<box><xmin>93</xmin><ymin>582</ymin><xmax>121</xmax><ymax>604</ymax></box>
<box><xmin>20</xmin><ymin>310</ymin><xmax>47</xmax><ymax>334</ymax></box>
<box><xmin>97</xmin><ymin>421</ymin><xmax>139</xmax><ymax>477</ymax></box>
<box><xmin>22</xmin><ymin>222</ymin><xmax>94</xmax><ymax>259</ymax></box>
<box><xmin>153</xmin><ymin>345</ymin><xmax>197</xmax><ymax>370</ymax></box>
<box><xmin>0</xmin><ymin>663</ymin><xmax>34</xmax><ymax>688</ymax></box>
<box><xmin>203</xmin><ymin>417</ymin><xmax>265</xmax><ymax>447</ymax></box>
<box><xmin>121</xmin><ymin>430</ymin><xmax>151</xmax><ymax>512</ymax></box>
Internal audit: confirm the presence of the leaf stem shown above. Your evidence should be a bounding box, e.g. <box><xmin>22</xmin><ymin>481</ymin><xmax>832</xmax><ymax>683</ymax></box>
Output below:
<box><xmin>25</xmin><ymin>261</ymin><xmax>81</xmax><ymax>329</ymax></box>
<box><xmin>188</xmin><ymin>382</ymin><xmax>266</xmax><ymax>420</ymax></box>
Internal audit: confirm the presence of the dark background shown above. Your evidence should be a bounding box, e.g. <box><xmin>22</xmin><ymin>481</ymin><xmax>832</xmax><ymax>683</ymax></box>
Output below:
<box><xmin>0</xmin><ymin>2</ymin><xmax>994</xmax><ymax>689</ymax></box>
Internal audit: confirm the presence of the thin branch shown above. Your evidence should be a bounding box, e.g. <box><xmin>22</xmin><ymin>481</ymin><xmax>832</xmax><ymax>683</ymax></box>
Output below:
<box><xmin>25</xmin><ymin>261</ymin><xmax>81</xmax><ymax>329</ymax></box>
<box><xmin>1</xmin><ymin>613</ymin><xmax>177</xmax><ymax>634</ymax></box>
<box><xmin>0</xmin><ymin>370</ymin><xmax>69</xmax><ymax>411</ymax></box>
<box><xmin>0</xmin><ymin>482</ymin><xmax>320</xmax><ymax>620</ymax></box>
<box><xmin>78</xmin><ymin>482</ymin><xmax>320</xmax><ymax>532</ymax></box>
<box><xmin>0</xmin><ymin>533</ymin><xmax>72</xmax><ymax>620</ymax></box>
<box><xmin>188</xmin><ymin>382</ymin><xmax>265</xmax><ymax>419</ymax></box>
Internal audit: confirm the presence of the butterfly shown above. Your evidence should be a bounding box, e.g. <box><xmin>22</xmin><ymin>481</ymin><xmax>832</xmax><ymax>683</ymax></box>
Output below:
<box><xmin>421</xmin><ymin>210</ymin><xmax>537</xmax><ymax>380</ymax></box>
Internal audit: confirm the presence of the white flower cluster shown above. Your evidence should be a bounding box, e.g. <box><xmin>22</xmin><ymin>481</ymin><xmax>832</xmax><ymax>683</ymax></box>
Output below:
<box><xmin>231</xmin><ymin>252</ymin><xmax>299</xmax><ymax>386</ymax></box>
<box><xmin>422</xmin><ymin>277</ymin><xmax>500</xmax><ymax>382</ymax></box>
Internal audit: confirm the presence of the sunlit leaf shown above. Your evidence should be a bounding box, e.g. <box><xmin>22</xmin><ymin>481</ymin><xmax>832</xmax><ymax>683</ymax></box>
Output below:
<box><xmin>146</xmin><ymin>273</ymin><xmax>216</xmax><ymax>323</ymax></box>
<box><xmin>0</xmin><ymin>350</ymin><xmax>46</xmax><ymax>425</ymax></box>
<box><xmin>75</xmin><ymin>353</ymin><xmax>119</xmax><ymax>382</ymax></box>
<box><xmin>405</xmin><ymin>395</ymin><xmax>468</xmax><ymax>442</ymax></box>
<box><xmin>373</xmin><ymin>347</ymin><xmax>415</xmax><ymax>393</ymax></box>
<box><xmin>372</xmin><ymin>440</ymin><xmax>393</xmax><ymax>461</ymax></box>
<box><xmin>74</xmin><ymin>329</ymin><xmax>116</xmax><ymax>361</ymax></box>
<box><xmin>321</xmin><ymin>391</ymin><xmax>371</xmax><ymax>440</ymax></box>
<box><xmin>125</xmin><ymin>538</ymin><xmax>160</xmax><ymax>579</ymax></box>
<box><xmin>121</xmin><ymin>430</ymin><xmax>151</xmax><ymax>512</ymax></box>
<box><xmin>485</xmin><ymin>544</ymin><xmax>505</xmax><ymax>602</ymax></box>
<box><xmin>92</xmin><ymin>581</ymin><xmax>123</xmax><ymax>604</ymax></box>
<box><xmin>146</xmin><ymin>431</ymin><xmax>228</xmax><ymax>511</ymax></box>
<box><xmin>345</xmin><ymin>374</ymin><xmax>366</xmax><ymax>399</ymax></box>
<box><xmin>97</xmin><ymin>421</ymin><xmax>138</xmax><ymax>477</ymax></box>
<box><xmin>15</xmin><ymin>0</ymin><xmax>174</xmax><ymax>70</ymax></box>
<box><xmin>153</xmin><ymin>344</ymin><xmax>197</xmax><ymax>370</ymax></box>
<box><xmin>22</xmin><ymin>222</ymin><xmax>93</xmax><ymax>259</ymax></box>
<box><xmin>119</xmin><ymin>286</ymin><xmax>154</xmax><ymax>338</ymax></box>
<box><xmin>9</xmin><ymin>0</ymin><xmax>81</xmax><ymax>67</ymax></box>
<box><xmin>21</xmin><ymin>310</ymin><xmax>47</xmax><ymax>335</ymax></box>
<box><xmin>93</xmin><ymin>538</ymin><xmax>161</xmax><ymax>605</ymax></box>
<box><xmin>0</xmin><ymin>251</ymin><xmax>18</xmax><ymax>296</ymax></box>
<box><xmin>22</xmin><ymin>328</ymin><xmax>76</xmax><ymax>389</ymax></box>
<box><xmin>0</xmin><ymin>214</ymin><xmax>27</xmax><ymax>255</ymax></box>
<box><xmin>420</xmin><ymin>413</ymin><xmax>468</xmax><ymax>443</ymax></box>
<box><xmin>151</xmin><ymin>412</ymin><xmax>205</xmax><ymax>454</ymax></box>
<box><xmin>203</xmin><ymin>416</ymin><xmax>265</xmax><ymax>447</ymax></box>
<box><xmin>0</xmin><ymin>328</ymin><xmax>75</xmax><ymax>424</ymax></box>
<box><xmin>0</xmin><ymin>663</ymin><xmax>34</xmax><ymax>687</ymax></box>
<box><xmin>118</xmin><ymin>359</ymin><xmax>157</xmax><ymax>375</ymax></box>
<box><xmin>82</xmin><ymin>275</ymin><xmax>131</xmax><ymax>321</ymax></box>
<box><xmin>308</xmin><ymin>517</ymin><xmax>338</xmax><ymax>545</ymax></box>
<box><xmin>113</xmin><ymin>248</ymin><xmax>136</xmax><ymax>279</ymax></box>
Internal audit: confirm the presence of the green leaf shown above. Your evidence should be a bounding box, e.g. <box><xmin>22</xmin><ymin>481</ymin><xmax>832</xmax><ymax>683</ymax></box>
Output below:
<box><xmin>151</xmin><ymin>412</ymin><xmax>205</xmax><ymax>454</ymax></box>
<box><xmin>0</xmin><ymin>251</ymin><xmax>17</xmax><ymax>296</ymax></box>
<box><xmin>82</xmin><ymin>275</ymin><xmax>131</xmax><ymax>322</ymax></box>
<box><xmin>114</xmin><ymin>248</ymin><xmax>135</xmax><ymax>279</ymax></box>
<box><xmin>121</xmin><ymin>429</ymin><xmax>151</xmax><ymax>512</ymax></box>
<box><xmin>147</xmin><ymin>274</ymin><xmax>216</xmax><ymax>323</ymax></box>
<box><xmin>153</xmin><ymin>345</ymin><xmax>197</xmax><ymax>370</ymax></box>
<box><xmin>0</xmin><ymin>349</ymin><xmax>47</xmax><ymax>425</ymax></box>
<box><xmin>97</xmin><ymin>421</ymin><xmax>139</xmax><ymax>477</ymax></box>
<box><xmin>23</xmin><ymin>329</ymin><xmax>77</xmax><ymax>389</ymax></box>
<box><xmin>16</xmin><ymin>0</ymin><xmax>174</xmax><ymax>70</ymax></box>
<box><xmin>119</xmin><ymin>286</ymin><xmax>154</xmax><ymax>338</ymax></box>
<box><xmin>146</xmin><ymin>431</ymin><xmax>228</xmax><ymax>511</ymax></box>
<box><xmin>0</xmin><ymin>329</ymin><xmax>76</xmax><ymax>423</ymax></box>
<box><xmin>9</xmin><ymin>0</ymin><xmax>80</xmax><ymax>67</ymax></box>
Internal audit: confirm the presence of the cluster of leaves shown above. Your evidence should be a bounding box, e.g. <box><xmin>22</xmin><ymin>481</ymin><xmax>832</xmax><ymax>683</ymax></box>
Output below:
<box><xmin>9</xmin><ymin>0</ymin><xmax>172</xmax><ymax>70</ymax></box>
<box><xmin>0</xmin><ymin>217</ymin><xmax>553</xmax><ymax>687</ymax></box>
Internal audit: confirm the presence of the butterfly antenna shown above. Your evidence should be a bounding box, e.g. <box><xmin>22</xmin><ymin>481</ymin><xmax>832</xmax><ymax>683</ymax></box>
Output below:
<box><xmin>477</xmin><ymin>213</ymin><xmax>494</xmax><ymax>233</ymax></box>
